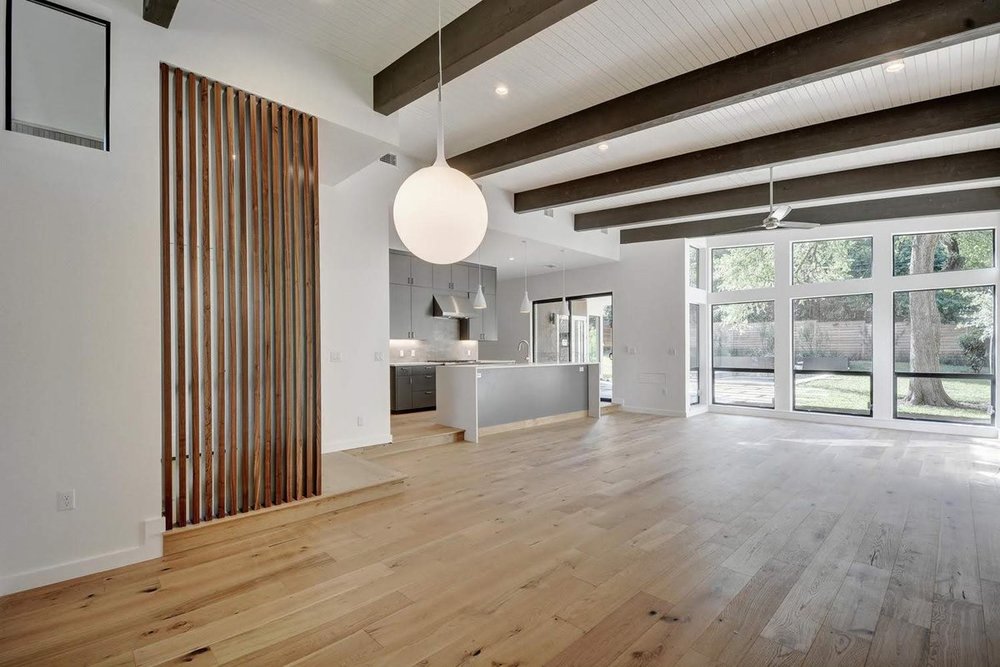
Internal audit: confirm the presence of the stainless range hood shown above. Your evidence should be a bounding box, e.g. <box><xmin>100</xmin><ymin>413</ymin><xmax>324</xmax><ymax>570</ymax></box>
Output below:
<box><xmin>433</xmin><ymin>294</ymin><xmax>480</xmax><ymax>319</ymax></box>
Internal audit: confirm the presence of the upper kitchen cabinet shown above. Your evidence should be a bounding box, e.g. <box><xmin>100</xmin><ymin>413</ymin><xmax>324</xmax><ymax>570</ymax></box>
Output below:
<box><xmin>462</xmin><ymin>293</ymin><xmax>497</xmax><ymax>342</ymax></box>
<box><xmin>389</xmin><ymin>250</ymin><xmax>432</xmax><ymax>287</ymax></box>
<box><xmin>389</xmin><ymin>284</ymin><xmax>412</xmax><ymax>339</ymax></box>
<box><xmin>410</xmin><ymin>287</ymin><xmax>436</xmax><ymax>340</ymax></box>
<box><xmin>432</xmin><ymin>263</ymin><xmax>471</xmax><ymax>291</ymax></box>
<box><xmin>482</xmin><ymin>266</ymin><xmax>496</xmax><ymax>295</ymax></box>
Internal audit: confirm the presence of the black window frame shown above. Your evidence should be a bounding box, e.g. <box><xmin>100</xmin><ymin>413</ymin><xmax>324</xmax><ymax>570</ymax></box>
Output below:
<box><xmin>711</xmin><ymin>300</ymin><xmax>775</xmax><ymax>409</ymax></box>
<box><xmin>891</xmin><ymin>285</ymin><xmax>996</xmax><ymax>426</ymax></box>
<box><xmin>5</xmin><ymin>0</ymin><xmax>112</xmax><ymax>151</ymax></box>
<box><xmin>791</xmin><ymin>292</ymin><xmax>874</xmax><ymax>418</ymax></box>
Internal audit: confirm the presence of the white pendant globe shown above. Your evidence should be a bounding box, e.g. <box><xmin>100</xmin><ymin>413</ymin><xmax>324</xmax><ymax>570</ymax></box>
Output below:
<box><xmin>393</xmin><ymin>162</ymin><xmax>488</xmax><ymax>265</ymax></box>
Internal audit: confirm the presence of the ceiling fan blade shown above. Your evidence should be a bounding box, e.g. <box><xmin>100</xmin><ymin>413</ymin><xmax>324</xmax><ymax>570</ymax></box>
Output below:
<box><xmin>771</xmin><ymin>204</ymin><xmax>792</xmax><ymax>221</ymax></box>
<box><xmin>726</xmin><ymin>224</ymin><xmax>766</xmax><ymax>233</ymax></box>
<box><xmin>777</xmin><ymin>220</ymin><xmax>821</xmax><ymax>229</ymax></box>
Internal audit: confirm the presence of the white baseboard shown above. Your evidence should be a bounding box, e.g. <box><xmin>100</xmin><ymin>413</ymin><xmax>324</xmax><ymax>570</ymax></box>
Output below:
<box><xmin>708</xmin><ymin>405</ymin><xmax>999</xmax><ymax>438</ymax></box>
<box><xmin>0</xmin><ymin>517</ymin><xmax>164</xmax><ymax>596</ymax></box>
<box><xmin>323</xmin><ymin>432</ymin><xmax>392</xmax><ymax>453</ymax></box>
<box><xmin>620</xmin><ymin>405</ymin><xmax>687</xmax><ymax>418</ymax></box>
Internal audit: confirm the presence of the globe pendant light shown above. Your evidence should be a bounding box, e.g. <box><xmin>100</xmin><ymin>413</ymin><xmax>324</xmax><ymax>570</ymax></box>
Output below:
<box><xmin>473</xmin><ymin>244</ymin><xmax>487</xmax><ymax>309</ymax></box>
<box><xmin>519</xmin><ymin>240</ymin><xmax>531</xmax><ymax>314</ymax></box>
<box><xmin>392</xmin><ymin>1</ymin><xmax>488</xmax><ymax>265</ymax></box>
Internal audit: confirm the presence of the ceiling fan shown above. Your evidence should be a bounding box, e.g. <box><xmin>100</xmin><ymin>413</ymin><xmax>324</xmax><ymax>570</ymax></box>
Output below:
<box><xmin>735</xmin><ymin>167</ymin><xmax>820</xmax><ymax>232</ymax></box>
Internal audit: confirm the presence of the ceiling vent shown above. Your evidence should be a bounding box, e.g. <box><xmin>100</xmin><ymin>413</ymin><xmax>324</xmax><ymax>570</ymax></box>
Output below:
<box><xmin>379</xmin><ymin>153</ymin><xmax>397</xmax><ymax>166</ymax></box>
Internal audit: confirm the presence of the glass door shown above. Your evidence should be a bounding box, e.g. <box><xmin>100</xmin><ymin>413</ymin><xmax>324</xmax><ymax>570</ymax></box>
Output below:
<box><xmin>534</xmin><ymin>293</ymin><xmax>613</xmax><ymax>401</ymax></box>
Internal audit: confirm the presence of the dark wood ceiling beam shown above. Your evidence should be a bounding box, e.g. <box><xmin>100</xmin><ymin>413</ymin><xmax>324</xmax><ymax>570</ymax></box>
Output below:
<box><xmin>620</xmin><ymin>188</ymin><xmax>1000</xmax><ymax>244</ymax></box>
<box><xmin>451</xmin><ymin>0</ymin><xmax>1000</xmax><ymax>178</ymax></box>
<box><xmin>373</xmin><ymin>0</ymin><xmax>598</xmax><ymax>116</ymax></box>
<box><xmin>575</xmin><ymin>149</ymin><xmax>1000</xmax><ymax>230</ymax></box>
<box><xmin>143</xmin><ymin>0</ymin><xmax>179</xmax><ymax>28</ymax></box>
<box><xmin>515</xmin><ymin>86</ymin><xmax>1000</xmax><ymax>212</ymax></box>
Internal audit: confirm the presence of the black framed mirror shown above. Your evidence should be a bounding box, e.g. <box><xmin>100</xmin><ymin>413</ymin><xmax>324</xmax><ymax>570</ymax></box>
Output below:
<box><xmin>5</xmin><ymin>0</ymin><xmax>110</xmax><ymax>150</ymax></box>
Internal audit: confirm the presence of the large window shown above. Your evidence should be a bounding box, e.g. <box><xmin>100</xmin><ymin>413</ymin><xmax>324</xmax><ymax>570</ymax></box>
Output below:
<box><xmin>893</xmin><ymin>286</ymin><xmax>995</xmax><ymax>425</ymax></box>
<box><xmin>690</xmin><ymin>304</ymin><xmax>700</xmax><ymax>404</ymax></box>
<box><xmin>893</xmin><ymin>229</ymin><xmax>994</xmax><ymax>276</ymax></box>
<box><xmin>793</xmin><ymin>294</ymin><xmax>873</xmax><ymax>416</ymax></box>
<box><xmin>689</xmin><ymin>246</ymin><xmax>700</xmax><ymax>288</ymax></box>
<box><xmin>792</xmin><ymin>237</ymin><xmax>872</xmax><ymax>284</ymax></box>
<box><xmin>712</xmin><ymin>244</ymin><xmax>774</xmax><ymax>292</ymax></box>
<box><xmin>712</xmin><ymin>301</ymin><xmax>774</xmax><ymax>408</ymax></box>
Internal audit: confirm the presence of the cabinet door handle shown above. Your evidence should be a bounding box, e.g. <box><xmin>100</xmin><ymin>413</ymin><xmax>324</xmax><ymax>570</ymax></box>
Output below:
<box><xmin>424</xmin><ymin>391</ymin><xmax>433</xmax><ymax>395</ymax></box>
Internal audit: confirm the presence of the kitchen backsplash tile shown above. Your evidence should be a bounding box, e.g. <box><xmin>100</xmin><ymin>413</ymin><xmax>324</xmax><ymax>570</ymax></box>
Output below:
<box><xmin>389</xmin><ymin>318</ymin><xmax>478</xmax><ymax>362</ymax></box>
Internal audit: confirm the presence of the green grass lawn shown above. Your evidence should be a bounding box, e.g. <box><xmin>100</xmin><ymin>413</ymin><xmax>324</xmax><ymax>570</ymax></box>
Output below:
<box><xmin>794</xmin><ymin>374</ymin><xmax>992</xmax><ymax>423</ymax></box>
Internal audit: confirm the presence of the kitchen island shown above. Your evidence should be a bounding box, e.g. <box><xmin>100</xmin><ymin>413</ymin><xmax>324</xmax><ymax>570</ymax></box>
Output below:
<box><xmin>436</xmin><ymin>363</ymin><xmax>601</xmax><ymax>442</ymax></box>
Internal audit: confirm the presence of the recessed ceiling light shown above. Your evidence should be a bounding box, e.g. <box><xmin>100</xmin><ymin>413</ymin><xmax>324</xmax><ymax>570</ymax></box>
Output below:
<box><xmin>494</xmin><ymin>84</ymin><xmax>509</xmax><ymax>97</ymax></box>
<box><xmin>884</xmin><ymin>60</ymin><xmax>905</xmax><ymax>73</ymax></box>
<box><xmin>597</xmin><ymin>143</ymin><xmax>610</xmax><ymax>152</ymax></box>
<box><xmin>508</xmin><ymin>256</ymin><xmax>516</xmax><ymax>261</ymax></box>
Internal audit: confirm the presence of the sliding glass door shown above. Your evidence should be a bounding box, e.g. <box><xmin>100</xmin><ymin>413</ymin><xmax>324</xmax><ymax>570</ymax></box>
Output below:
<box><xmin>533</xmin><ymin>293</ymin><xmax>613</xmax><ymax>401</ymax></box>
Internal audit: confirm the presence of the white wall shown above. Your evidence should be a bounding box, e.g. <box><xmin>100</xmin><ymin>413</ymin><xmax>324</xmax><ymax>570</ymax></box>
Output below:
<box><xmin>0</xmin><ymin>0</ymin><xmax>395</xmax><ymax>594</ymax></box>
<box><xmin>482</xmin><ymin>240</ymin><xmax>691</xmax><ymax>416</ymax></box>
<box><xmin>321</xmin><ymin>158</ymin><xmax>425</xmax><ymax>452</ymax></box>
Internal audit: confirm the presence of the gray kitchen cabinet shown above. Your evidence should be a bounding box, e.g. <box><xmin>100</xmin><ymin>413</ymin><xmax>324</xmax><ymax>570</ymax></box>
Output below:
<box><xmin>393</xmin><ymin>373</ymin><xmax>413</xmax><ymax>411</ymax></box>
<box><xmin>390</xmin><ymin>250</ymin><xmax>433</xmax><ymax>288</ymax></box>
<box><xmin>482</xmin><ymin>293</ymin><xmax>498</xmax><ymax>341</ymax></box>
<box><xmin>451</xmin><ymin>264</ymin><xmax>470</xmax><ymax>292</ymax></box>
<box><xmin>389</xmin><ymin>251</ymin><xmax>412</xmax><ymax>286</ymax></box>
<box><xmin>410</xmin><ymin>286</ymin><xmax>435</xmax><ymax>340</ymax></box>
<box><xmin>391</xmin><ymin>365</ymin><xmax>437</xmax><ymax>412</ymax></box>
<box><xmin>389</xmin><ymin>284</ymin><xmax>412</xmax><ymax>339</ymax></box>
<box><xmin>432</xmin><ymin>264</ymin><xmax>452</xmax><ymax>290</ymax></box>
<box><xmin>410</xmin><ymin>257</ymin><xmax>433</xmax><ymax>287</ymax></box>
<box><xmin>461</xmin><ymin>293</ymin><xmax>497</xmax><ymax>342</ymax></box>
<box><xmin>482</xmin><ymin>266</ymin><xmax>497</xmax><ymax>295</ymax></box>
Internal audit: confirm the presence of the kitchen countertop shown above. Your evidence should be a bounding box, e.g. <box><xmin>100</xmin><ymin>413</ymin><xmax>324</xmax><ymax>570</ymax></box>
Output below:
<box><xmin>389</xmin><ymin>360</ymin><xmax>517</xmax><ymax>367</ymax></box>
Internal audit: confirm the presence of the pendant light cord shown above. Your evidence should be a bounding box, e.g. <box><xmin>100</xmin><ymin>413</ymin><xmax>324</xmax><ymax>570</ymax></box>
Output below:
<box><xmin>435</xmin><ymin>0</ymin><xmax>445</xmax><ymax>164</ymax></box>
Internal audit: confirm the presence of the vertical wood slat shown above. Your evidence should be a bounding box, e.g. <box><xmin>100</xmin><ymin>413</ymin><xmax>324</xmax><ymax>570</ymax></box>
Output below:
<box><xmin>237</xmin><ymin>91</ymin><xmax>250</xmax><ymax>513</ymax></box>
<box><xmin>262</xmin><ymin>101</ymin><xmax>274</xmax><ymax>509</ymax></box>
<box><xmin>311</xmin><ymin>116</ymin><xmax>321</xmax><ymax>496</ymax></box>
<box><xmin>160</xmin><ymin>64</ymin><xmax>173</xmax><ymax>530</ymax></box>
<box><xmin>249</xmin><ymin>95</ymin><xmax>262</xmax><ymax>510</ymax></box>
<box><xmin>173</xmin><ymin>71</ymin><xmax>188</xmax><ymax>528</ymax></box>
<box><xmin>281</xmin><ymin>105</ymin><xmax>294</xmax><ymax>503</ymax></box>
<box><xmin>303</xmin><ymin>115</ymin><xmax>315</xmax><ymax>497</ymax></box>
<box><xmin>272</xmin><ymin>103</ymin><xmax>286</xmax><ymax>505</ymax></box>
<box><xmin>212</xmin><ymin>81</ymin><xmax>227</xmax><ymax>519</ymax></box>
<box><xmin>199</xmin><ymin>77</ymin><xmax>213</xmax><ymax>521</ymax></box>
<box><xmin>225</xmin><ymin>86</ymin><xmax>238</xmax><ymax>515</ymax></box>
<box><xmin>291</xmin><ymin>111</ymin><xmax>303</xmax><ymax>500</ymax></box>
<box><xmin>187</xmin><ymin>73</ymin><xmax>201</xmax><ymax>525</ymax></box>
<box><xmin>161</xmin><ymin>66</ymin><xmax>321</xmax><ymax>528</ymax></box>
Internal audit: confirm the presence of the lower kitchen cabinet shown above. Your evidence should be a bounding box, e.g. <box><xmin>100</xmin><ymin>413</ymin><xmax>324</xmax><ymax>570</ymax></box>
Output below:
<box><xmin>391</xmin><ymin>366</ymin><xmax>437</xmax><ymax>412</ymax></box>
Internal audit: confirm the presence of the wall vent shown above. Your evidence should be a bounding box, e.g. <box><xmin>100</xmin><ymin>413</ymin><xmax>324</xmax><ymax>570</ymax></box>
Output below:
<box><xmin>544</xmin><ymin>208</ymin><xmax>555</xmax><ymax>218</ymax></box>
<box><xmin>379</xmin><ymin>153</ymin><xmax>398</xmax><ymax>166</ymax></box>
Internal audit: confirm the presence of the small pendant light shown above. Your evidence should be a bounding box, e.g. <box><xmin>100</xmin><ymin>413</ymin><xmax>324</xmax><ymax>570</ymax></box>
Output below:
<box><xmin>519</xmin><ymin>240</ymin><xmax>531</xmax><ymax>314</ymax></box>
<box><xmin>473</xmin><ymin>244</ymin><xmax>487</xmax><ymax>309</ymax></box>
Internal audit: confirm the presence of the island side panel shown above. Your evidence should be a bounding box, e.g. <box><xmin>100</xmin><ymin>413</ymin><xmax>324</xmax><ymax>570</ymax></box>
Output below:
<box><xmin>477</xmin><ymin>365</ymin><xmax>593</xmax><ymax>428</ymax></box>
<box><xmin>436</xmin><ymin>366</ymin><xmax>480</xmax><ymax>443</ymax></box>
<box><xmin>588</xmin><ymin>364</ymin><xmax>600</xmax><ymax>417</ymax></box>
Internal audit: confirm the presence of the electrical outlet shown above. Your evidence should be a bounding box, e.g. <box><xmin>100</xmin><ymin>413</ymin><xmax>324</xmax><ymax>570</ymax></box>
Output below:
<box><xmin>329</xmin><ymin>351</ymin><xmax>342</xmax><ymax>362</ymax></box>
<box><xmin>57</xmin><ymin>490</ymin><xmax>76</xmax><ymax>511</ymax></box>
<box><xmin>410</xmin><ymin>349</ymin><xmax>416</xmax><ymax>357</ymax></box>
<box><xmin>399</xmin><ymin>350</ymin><xmax>405</xmax><ymax>358</ymax></box>
<box><xmin>375</xmin><ymin>352</ymin><xmax>384</xmax><ymax>362</ymax></box>
<box><xmin>357</xmin><ymin>416</ymin><xmax>364</xmax><ymax>427</ymax></box>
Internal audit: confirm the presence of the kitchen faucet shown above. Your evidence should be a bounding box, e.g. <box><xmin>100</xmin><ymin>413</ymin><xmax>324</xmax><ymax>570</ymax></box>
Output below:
<box><xmin>517</xmin><ymin>340</ymin><xmax>530</xmax><ymax>363</ymax></box>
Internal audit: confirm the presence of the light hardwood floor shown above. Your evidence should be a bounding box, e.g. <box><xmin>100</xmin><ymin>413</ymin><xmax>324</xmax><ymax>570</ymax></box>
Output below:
<box><xmin>2</xmin><ymin>412</ymin><xmax>999</xmax><ymax>666</ymax></box>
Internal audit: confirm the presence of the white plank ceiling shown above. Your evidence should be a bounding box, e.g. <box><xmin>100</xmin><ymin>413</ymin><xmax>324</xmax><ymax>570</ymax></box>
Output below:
<box><xmin>221</xmin><ymin>0</ymin><xmax>999</xmax><ymax>225</ymax></box>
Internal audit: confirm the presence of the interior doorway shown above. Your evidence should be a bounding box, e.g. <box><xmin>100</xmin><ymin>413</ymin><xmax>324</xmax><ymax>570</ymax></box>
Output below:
<box><xmin>533</xmin><ymin>293</ymin><xmax>613</xmax><ymax>401</ymax></box>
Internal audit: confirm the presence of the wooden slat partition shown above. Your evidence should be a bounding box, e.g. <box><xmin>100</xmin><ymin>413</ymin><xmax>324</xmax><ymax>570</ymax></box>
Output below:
<box><xmin>159</xmin><ymin>65</ymin><xmax>322</xmax><ymax>529</ymax></box>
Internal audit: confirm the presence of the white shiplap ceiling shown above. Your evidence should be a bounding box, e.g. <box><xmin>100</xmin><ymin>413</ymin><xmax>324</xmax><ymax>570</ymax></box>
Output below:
<box><xmin>219</xmin><ymin>0</ymin><xmax>998</xmax><ymax>227</ymax></box>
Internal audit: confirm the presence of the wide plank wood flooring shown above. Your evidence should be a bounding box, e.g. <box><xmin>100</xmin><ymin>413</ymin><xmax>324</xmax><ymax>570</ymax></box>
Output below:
<box><xmin>2</xmin><ymin>412</ymin><xmax>999</xmax><ymax>666</ymax></box>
